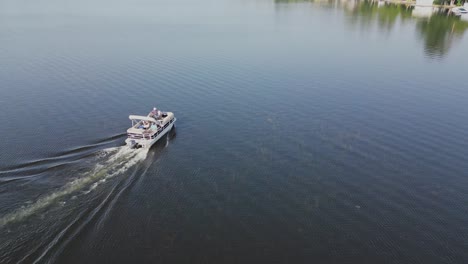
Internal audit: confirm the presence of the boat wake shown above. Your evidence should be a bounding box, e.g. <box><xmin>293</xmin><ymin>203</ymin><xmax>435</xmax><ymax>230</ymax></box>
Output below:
<box><xmin>0</xmin><ymin>126</ymin><xmax>176</xmax><ymax>263</ymax></box>
<box><xmin>0</xmin><ymin>146</ymin><xmax>148</xmax><ymax>228</ymax></box>
<box><xmin>0</xmin><ymin>133</ymin><xmax>127</xmax><ymax>182</ymax></box>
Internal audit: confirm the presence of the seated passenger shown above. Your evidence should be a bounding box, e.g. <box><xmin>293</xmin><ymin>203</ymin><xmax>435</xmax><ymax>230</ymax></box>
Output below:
<box><xmin>143</xmin><ymin>121</ymin><xmax>150</xmax><ymax>129</ymax></box>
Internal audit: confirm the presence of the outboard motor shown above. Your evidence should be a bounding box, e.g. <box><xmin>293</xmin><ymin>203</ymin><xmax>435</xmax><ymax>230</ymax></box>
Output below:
<box><xmin>129</xmin><ymin>140</ymin><xmax>141</xmax><ymax>149</ymax></box>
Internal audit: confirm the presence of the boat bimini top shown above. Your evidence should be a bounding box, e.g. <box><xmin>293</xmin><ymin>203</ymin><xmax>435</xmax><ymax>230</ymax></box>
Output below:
<box><xmin>128</xmin><ymin>115</ymin><xmax>157</xmax><ymax>122</ymax></box>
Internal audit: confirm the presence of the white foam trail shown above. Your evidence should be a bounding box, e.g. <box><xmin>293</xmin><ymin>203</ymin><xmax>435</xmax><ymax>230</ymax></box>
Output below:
<box><xmin>0</xmin><ymin>146</ymin><xmax>148</xmax><ymax>228</ymax></box>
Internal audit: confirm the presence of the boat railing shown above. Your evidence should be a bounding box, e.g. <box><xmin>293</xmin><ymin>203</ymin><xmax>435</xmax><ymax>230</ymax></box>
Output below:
<box><xmin>128</xmin><ymin>117</ymin><xmax>174</xmax><ymax>141</ymax></box>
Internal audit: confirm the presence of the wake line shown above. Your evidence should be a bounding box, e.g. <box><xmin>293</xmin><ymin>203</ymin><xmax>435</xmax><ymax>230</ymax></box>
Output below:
<box><xmin>0</xmin><ymin>135</ymin><xmax>127</xmax><ymax>177</ymax></box>
<box><xmin>0</xmin><ymin>147</ymin><xmax>148</xmax><ymax>228</ymax></box>
<box><xmin>37</xmin><ymin>156</ymin><xmax>154</xmax><ymax>264</ymax></box>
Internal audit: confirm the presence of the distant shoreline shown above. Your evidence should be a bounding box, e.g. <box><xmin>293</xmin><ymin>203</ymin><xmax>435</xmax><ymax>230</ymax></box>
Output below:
<box><xmin>383</xmin><ymin>0</ymin><xmax>463</xmax><ymax>8</ymax></box>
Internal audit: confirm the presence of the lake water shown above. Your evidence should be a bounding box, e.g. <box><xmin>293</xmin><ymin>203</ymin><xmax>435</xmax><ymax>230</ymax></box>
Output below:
<box><xmin>1</xmin><ymin>0</ymin><xmax>468</xmax><ymax>263</ymax></box>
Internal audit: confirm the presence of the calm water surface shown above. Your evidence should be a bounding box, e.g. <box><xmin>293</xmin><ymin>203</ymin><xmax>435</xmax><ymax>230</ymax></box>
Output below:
<box><xmin>1</xmin><ymin>0</ymin><xmax>468</xmax><ymax>263</ymax></box>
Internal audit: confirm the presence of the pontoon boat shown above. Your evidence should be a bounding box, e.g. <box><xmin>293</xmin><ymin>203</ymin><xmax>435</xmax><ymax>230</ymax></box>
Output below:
<box><xmin>125</xmin><ymin>107</ymin><xmax>176</xmax><ymax>149</ymax></box>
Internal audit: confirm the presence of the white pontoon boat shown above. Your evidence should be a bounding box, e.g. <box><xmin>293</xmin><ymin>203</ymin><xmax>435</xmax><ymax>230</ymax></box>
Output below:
<box><xmin>452</xmin><ymin>7</ymin><xmax>468</xmax><ymax>16</ymax></box>
<box><xmin>125</xmin><ymin>107</ymin><xmax>176</xmax><ymax>149</ymax></box>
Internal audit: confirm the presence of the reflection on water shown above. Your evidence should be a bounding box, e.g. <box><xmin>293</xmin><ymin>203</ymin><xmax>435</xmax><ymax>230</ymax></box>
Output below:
<box><xmin>343</xmin><ymin>1</ymin><xmax>413</xmax><ymax>32</ymax></box>
<box><xmin>416</xmin><ymin>12</ymin><xmax>468</xmax><ymax>58</ymax></box>
<box><xmin>412</xmin><ymin>6</ymin><xmax>435</xmax><ymax>18</ymax></box>
<box><xmin>276</xmin><ymin>0</ymin><xmax>468</xmax><ymax>58</ymax></box>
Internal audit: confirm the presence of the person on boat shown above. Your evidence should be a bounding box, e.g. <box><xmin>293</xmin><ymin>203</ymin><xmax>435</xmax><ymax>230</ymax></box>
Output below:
<box><xmin>149</xmin><ymin>107</ymin><xmax>158</xmax><ymax>118</ymax></box>
<box><xmin>143</xmin><ymin>121</ymin><xmax>150</xmax><ymax>129</ymax></box>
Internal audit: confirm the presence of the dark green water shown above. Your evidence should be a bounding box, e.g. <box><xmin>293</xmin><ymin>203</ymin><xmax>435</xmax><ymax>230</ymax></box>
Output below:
<box><xmin>1</xmin><ymin>0</ymin><xmax>468</xmax><ymax>263</ymax></box>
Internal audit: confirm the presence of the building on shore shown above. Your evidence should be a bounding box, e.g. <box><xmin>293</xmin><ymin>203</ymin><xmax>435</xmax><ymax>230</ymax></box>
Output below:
<box><xmin>416</xmin><ymin>0</ymin><xmax>434</xmax><ymax>6</ymax></box>
<box><xmin>412</xmin><ymin>0</ymin><xmax>435</xmax><ymax>17</ymax></box>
